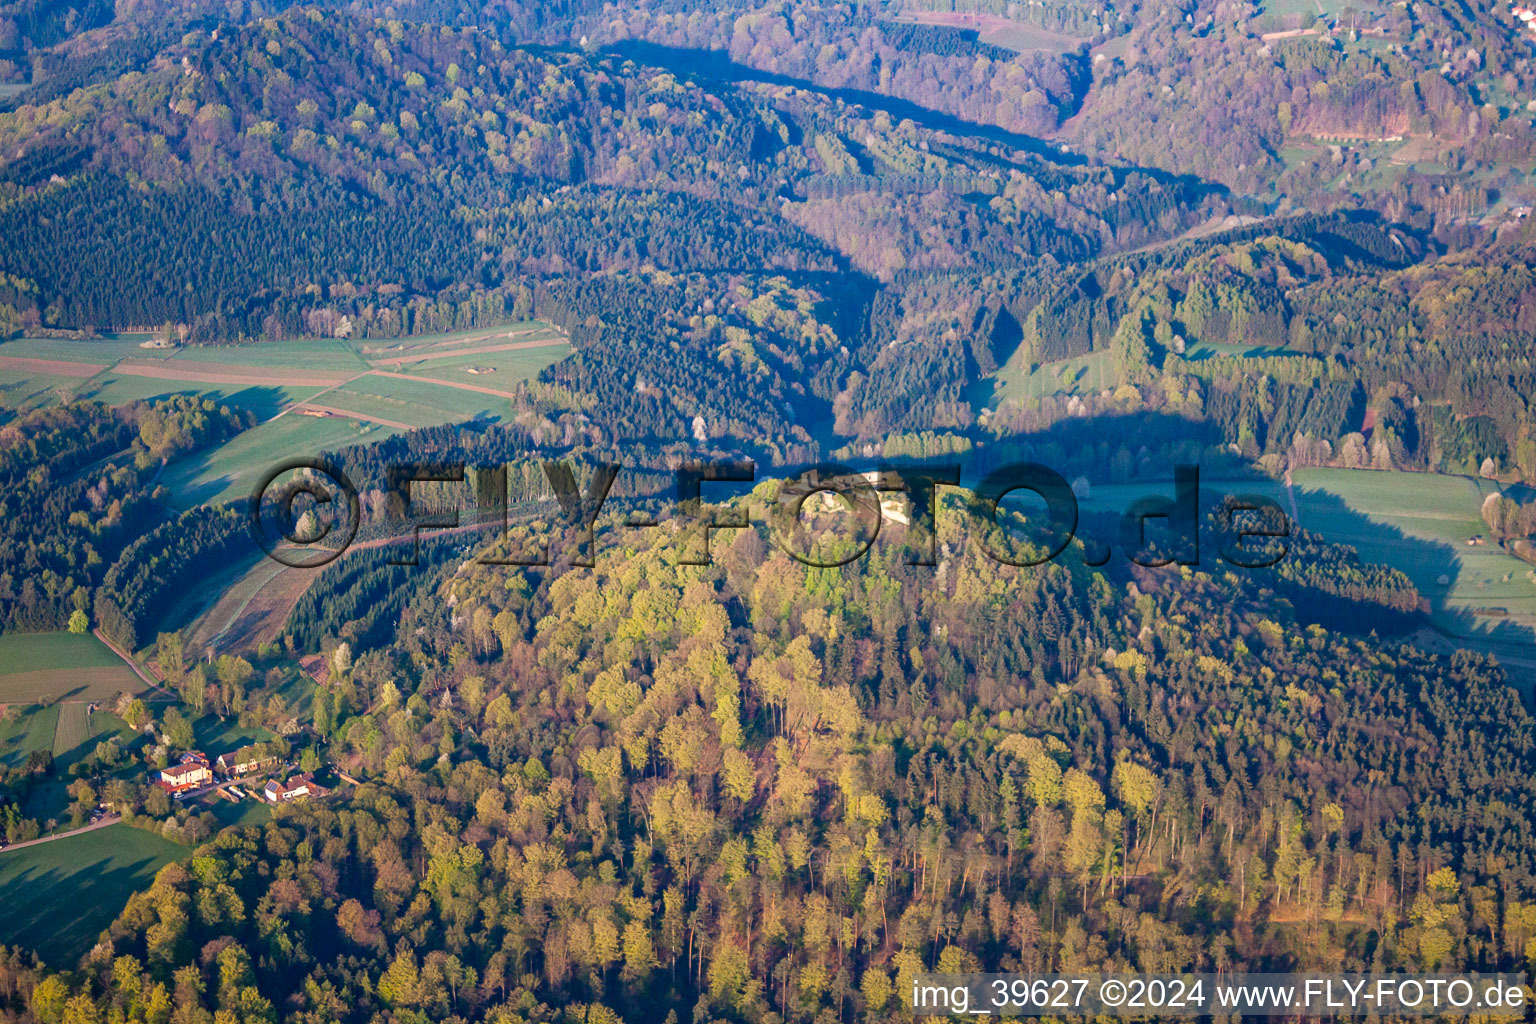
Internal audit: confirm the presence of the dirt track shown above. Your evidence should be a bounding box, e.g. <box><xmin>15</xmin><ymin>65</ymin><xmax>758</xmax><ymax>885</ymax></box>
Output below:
<box><xmin>0</xmin><ymin>815</ymin><xmax>122</xmax><ymax>855</ymax></box>
<box><xmin>293</xmin><ymin>403</ymin><xmax>416</xmax><ymax>430</ymax></box>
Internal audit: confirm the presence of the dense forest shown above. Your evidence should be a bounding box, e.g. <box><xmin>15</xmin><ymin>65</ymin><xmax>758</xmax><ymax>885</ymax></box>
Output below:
<box><xmin>0</xmin><ymin>399</ymin><xmax>246</xmax><ymax>635</ymax></box>
<box><xmin>4</xmin><ymin>490</ymin><xmax>1536</xmax><ymax>1024</ymax></box>
<box><xmin>1</xmin><ymin>2</ymin><xmax>1531</xmax><ymax>479</ymax></box>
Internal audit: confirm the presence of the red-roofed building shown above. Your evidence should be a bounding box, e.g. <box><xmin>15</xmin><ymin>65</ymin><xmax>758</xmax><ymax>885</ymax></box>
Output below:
<box><xmin>264</xmin><ymin>773</ymin><xmax>324</xmax><ymax>804</ymax></box>
<box><xmin>158</xmin><ymin>751</ymin><xmax>212</xmax><ymax>794</ymax></box>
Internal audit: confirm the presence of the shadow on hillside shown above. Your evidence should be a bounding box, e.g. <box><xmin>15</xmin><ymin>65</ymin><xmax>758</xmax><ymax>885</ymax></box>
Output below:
<box><xmin>69</xmin><ymin>381</ymin><xmax>294</xmax><ymax>423</ymax></box>
<box><xmin>1288</xmin><ymin>484</ymin><xmax>1536</xmax><ymax>695</ymax></box>
<box><xmin>818</xmin><ymin>409</ymin><xmax>1536</xmax><ymax>694</ymax></box>
<box><xmin>600</xmin><ymin>40</ymin><xmax>1091</xmax><ymax>166</ymax></box>
<box><xmin>0</xmin><ymin>854</ymin><xmax>168</xmax><ymax>968</ymax></box>
<box><xmin>159</xmin><ymin>452</ymin><xmax>237</xmax><ymax>509</ymax></box>
<box><xmin>598</xmin><ymin>39</ymin><xmax>1220</xmax><ymax>207</ymax></box>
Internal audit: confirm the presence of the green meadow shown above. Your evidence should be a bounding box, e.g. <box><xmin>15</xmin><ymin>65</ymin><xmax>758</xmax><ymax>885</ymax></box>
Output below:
<box><xmin>0</xmin><ymin>824</ymin><xmax>187</xmax><ymax>968</ymax></box>
<box><xmin>321</xmin><ymin>373</ymin><xmax>506</xmax><ymax>426</ymax></box>
<box><xmin>1078</xmin><ymin>468</ymin><xmax>1536</xmax><ymax>696</ymax></box>
<box><xmin>982</xmin><ymin>349</ymin><xmax>1117</xmax><ymax>407</ymax></box>
<box><xmin>157</xmin><ymin>413</ymin><xmax>398</xmax><ymax>509</ymax></box>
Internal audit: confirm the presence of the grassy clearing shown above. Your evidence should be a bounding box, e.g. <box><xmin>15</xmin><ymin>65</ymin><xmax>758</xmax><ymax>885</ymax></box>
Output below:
<box><xmin>1287</xmin><ymin>469</ymin><xmax>1536</xmax><ymax>628</ymax></box>
<box><xmin>1184</xmin><ymin>340</ymin><xmax>1290</xmax><ymax>359</ymax></box>
<box><xmin>0</xmin><ymin>632</ymin><xmax>125</xmax><ymax>674</ymax></box>
<box><xmin>406</xmin><ymin>342</ymin><xmax>570</xmax><ymax>387</ymax></box>
<box><xmin>977</xmin><ymin>20</ymin><xmax>1088</xmax><ymax>53</ymax></box>
<box><xmin>150</xmin><ymin>550</ymin><xmax>280</xmax><ymax>656</ymax></box>
<box><xmin>0</xmin><ymin>342</ymin><xmax>330</xmax><ymax>417</ymax></box>
<box><xmin>210</xmin><ymin>798</ymin><xmax>274</xmax><ymax>830</ymax></box>
<box><xmin>985</xmin><ymin>349</ymin><xmax>1116</xmax><ymax>408</ymax></box>
<box><xmin>59</xmin><ymin>707</ymin><xmax>135</xmax><ymax>760</ymax></box>
<box><xmin>0</xmin><ymin>823</ymin><xmax>187</xmax><ymax>968</ymax></box>
<box><xmin>1078</xmin><ymin>469</ymin><xmax>1536</xmax><ymax>669</ymax></box>
<box><xmin>186</xmin><ymin>559</ymin><xmax>315</xmax><ymax>657</ymax></box>
<box><xmin>1262</xmin><ymin>0</ymin><xmax>1324</xmax><ymax>18</ymax></box>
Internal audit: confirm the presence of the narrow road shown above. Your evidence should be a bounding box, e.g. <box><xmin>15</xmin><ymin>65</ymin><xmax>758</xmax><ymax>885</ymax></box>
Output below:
<box><xmin>0</xmin><ymin>815</ymin><xmax>122</xmax><ymax>855</ymax></box>
<box><xmin>92</xmin><ymin>628</ymin><xmax>177</xmax><ymax>700</ymax></box>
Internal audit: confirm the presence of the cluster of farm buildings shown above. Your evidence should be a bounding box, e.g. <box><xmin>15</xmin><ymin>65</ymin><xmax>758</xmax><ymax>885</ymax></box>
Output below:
<box><xmin>155</xmin><ymin>747</ymin><xmax>326</xmax><ymax>804</ymax></box>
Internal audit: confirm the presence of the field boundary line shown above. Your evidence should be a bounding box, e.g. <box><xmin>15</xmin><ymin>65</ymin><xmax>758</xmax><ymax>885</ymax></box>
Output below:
<box><xmin>366</xmin><ymin>336</ymin><xmax>567</xmax><ymax>367</ymax></box>
<box><xmin>365</xmin><ymin>369</ymin><xmax>520</xmax><ymax>401</ymax></box>
<box><xmin>0</xmin><ymin>355</ymin><xmax>108</xmax><ymax>377</ymax></box>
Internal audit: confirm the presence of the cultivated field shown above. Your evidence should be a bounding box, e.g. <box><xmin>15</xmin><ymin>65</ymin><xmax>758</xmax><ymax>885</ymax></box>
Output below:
<box><xmin>211</xmin><ymin>798</ymin><xmax>274</xmax><ymax>830</ymax></box>
<box><xmin>0</xmin><ymin>324</ymin><xmax>571</xmax><ymax>505</ymax></box>
<box><xmin>0</xmin><ymin>632</ymin><xmax>144</xmax><ymax>705</ymax></box>
<box><xmin>172</xmin><ymin>337</ymin><xmax>370</xmax><ymax>371</ymax></box>
<box><xmin>321</xmin><ymin>372</ymin><xmax>506</xmax><ymax>427</ymax></box>
<box><xmin>51</xmin><ymin>703</ymin><xmax>92</xmax><ymax>757</ymax></box>
<box><xmin>0</xmin><ymin>823</ymin><xmax>187</xmax><ymax>967</ymax></box>
<box><xmin>186</xmin><ymin>558</ymin><xmax>317</xmax><ymax>656</ymax></box>
<box><xmin>0</xmin><ymin>632</ymin><xmax>144</xmax><ymax>775</ymax></box>
<box><xmin>356</xmin><ymin>322</ymin><xmax>553</xmax><ymax>356</ymax></box>
<box><xmin>192</xmin><ymin>714</ymin><xmax>275</xmax><ymax>754</ymax></box>
<box><xmin>156</xmin><ymin>412</ymin><xmax>396</xmax><ymax>509</ymax></box>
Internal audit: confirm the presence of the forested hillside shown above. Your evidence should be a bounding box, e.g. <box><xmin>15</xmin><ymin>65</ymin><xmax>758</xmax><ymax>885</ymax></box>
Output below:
<box><xmin>1</xmin><ymin>0</ymin><xmax>1536</xmax><ymax>1021</ymax></box>
<box><xmin>4</xmin><ymin>493</ymin><xmax>1534</xmax><ymax>1024</ymax></box>
<box><xmin>0</xmin><ymin>399</ymin><xmax>247</xmax><ymax>634</ymax></box>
